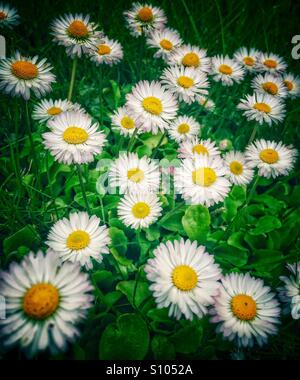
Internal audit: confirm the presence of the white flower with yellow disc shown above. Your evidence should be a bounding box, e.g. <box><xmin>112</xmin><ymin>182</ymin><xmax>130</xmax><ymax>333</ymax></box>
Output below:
<box><xmin>90</xmin><ymin>36</ymin><xmax>123</xmax><ymax>66</ymax></box>
<box><xmin>43</xmin><ymin>111</ymin><xmax>106</xmax><ymax>164</ymax></box>
<box><xmin>161</xmin><ymin>65</ymin><xmax>209</xmax><ymax>104</ymax></box>
<box><xmin>178</xmin><ymin>137</ymin><xmax>220</xmax><ymax>159</ymax></box>
<box><xmin>145</xmin><ymin>238</ymin><xmax>222</xmax><ymax>320</ymax></box>
<box><xmin>256</xmin><ymin>52</ymin><xmax>287</xmax><ymax>74</ymax></box>
<box><xmin>245</xmin><ymin>139</ymin><xmax>297</xmax><ymax>178</ymax></box>
<box><xmin>223</xmin><ymin>151</ymin><xmax>254</xmax><ymax>186</ymax></box>
<box><xmin>174</xmin><ymin>155</ymin><xmax>231</xmax><ymax>207</ymax></box>
<box><xmin>117</xmin><ymin>192</ymin><xmax>162</xmax><ymax>230</ymax></box>
<box><xmin>0</xmin><ymin>250</ymin><xmax>93</xmax><ymax>357</ymax></box>
<box><xmin>168</xmin><ymin>115</ymin><xmax>201</xmax><ymax>143</ymax></box>
<box><xmin>32</xmin><ymin>98</ymin><xmax>85</xmax><ymax>123</ymax></box>
<box><xmin>211</xmin><ymin>55</ymin><xmax>245</xmax><ymax>86</ymax></box>
<box><xmin>168</xmin><ymin>44</ymin><xmax>211</xmax><ymax>73</ymax></box>
<box><xmin>109</xmin><ymin>152</ymin><xmax>160</xmax><ymax>193</ymax></box>
<box><xmin>252</xmin><ymin>73</ymin><xmax>288</xmax><ymax>98</ymax></box>
<box><xmin>0</xmin><ymin>52</ymin><xmax>56</xmax><ymax>100</ymax></box>
<box><xmin>234</xmin><ymin>47</ymin><xmax>260</xmax><ymax>72</ymax></box>
<box><xmin>210</xmin><ymin>273</ymin><xmax>281</xmax><ymax>347</ymax></box>
<box><xmin>46</xmin><ymin>211</ymin><xmax>111</xmax><ymax>270</ymax></box>
<box><xmin>146</xmin><ymin>27</ymin><xmax>182</xmax><ymax>61</ymax></box>
<box><xmin>282</xmin><ymin>73</ymin><xmax>300</xmax><ymax>99</ymax></box>
<box><xmin>126</xmin><ymin>80</ymin><xmax>178</xmax><ymax>134</ymax></box>
<box><xmin>237</xmin><ymin>93</ymin><xmax>285</xmax><ymax>125</ymax></box>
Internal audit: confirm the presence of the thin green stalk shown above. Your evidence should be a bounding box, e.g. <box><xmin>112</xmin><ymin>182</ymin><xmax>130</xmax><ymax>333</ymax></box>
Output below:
<box><xmin>99</xmin><ymin>64</ymin><xmax>104</xmax><ymax>125</ymax></box>
<box><xmin>67</xmin><ymin>57</ymin><xmax>78</xmax><ymax>101</ymax></box>
<box><xmin>25</xmin><ymin>101</ymin><xmax>41</xmax><ymax>188</ymax></box>
<box><xmin>248</xmin><ymin>123</ymin><xmax>258</xmax><ymax>145</ymax></box>
<box><xmin>152</xmin><ymin>131</ymin><xmax>166</xmax><ymax>159</ymax></box>
<box><xmin>180</xmin><ymin>0</ymin><xmax>202</xmax><ymax>45</ymax></box>
<box><xmin>214</xmin><ymin>0</ymin><xmax>225</xmax><ymax>54</ymax></box>
<box><xmin>46</xmin><ymin>152</ymin><xmax>59</xmax><ymax>220</ymax></box>
<box><xmin>76</xmin><ymin>164</ymin><xmax>91</xmax><ymax>214</ymax></box>
<box><xmin>128</xmin><ymin>127</ymin><xmax>139</xmax><ymax>152</ymax></box>
<box><xmin>99</xmin><ymin>196</ymin><xmax>106</xmax><ymax>223</ymax></box>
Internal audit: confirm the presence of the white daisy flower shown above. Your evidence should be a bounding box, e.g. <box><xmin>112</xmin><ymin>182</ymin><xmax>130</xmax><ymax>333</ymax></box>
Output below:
<box><xmin>161</xmin><ymin>65</ymin><xmax>209</xmax><ymax>104</ymax></box>
<box><xmin>282</xmin><ymin>73</ymin><xmax>300</xmax><ymax>99</ymax></box>
<box><xmin>0</xmin><ymin>2</ymin><xmax>19</xmax><ymax>28</ymax></box>
<box><xmin>278</xmin><ymin>262</ymin><xmax>300</xmax><ymax>320</ymax></box>
<box><xmin>123</xmin><ymin>2</ymin><xmax>167</xmax><ymax>38</ymax></box>
<box><xmin>50</xmin><ymin>14</ymin><xmax>103</xmax><ymax>58</ymax></box>
<box><xmin>234</xmin><ymin>47</ymin><xmax>260</xmax><ymax>72</ymax></box>
<box><xmin>46</xmin><ymin>211</ymin><xmax>111</xmax><ymax>270</ymax></box>
<box><xmin>126</xmin><ymin>80</ymin><xmax>178</xmax><ymax>134</ymax></box>
<box><xmin>32</xmin><ymin>98</ymin><xmax>85</xmax><ymax>123</ymax></box>
<box><xmin>210</xmin><ymin>272</ymin><xmax>281</xmax><ymax>348</ymax></box>
<box><xmin>0</xmin><ymin>52</ymin><xmax>56</xmax><ymax>100</ymax></box>
<box><xmin>111</xmin><ymin>106</ymin><xmax>139</xmax><ymax>136</ymax></box>
<box><xmin>245</xmin><ymin>139</ymin><xmax>297</xmax><ymax>179</ymax></box>
<box><xmin>178</xmin><ymin>137</ymin><xmax>221</xmax><ymax>159</ymax></box>
<box><xmin>146</xmin><ymin>27</ymin><xmax>183</xmax><ymax>61</ymax></box>
<box><xmin>223</xmin><ymin>151</ymin><xmax>254</xmax><ymax>186</ymax></box>
<box><xmin>118</xmin><ymin>192</ymin><xmax>162</xmax><ymax>230</ymax></box>
<box><xmin>198</xmin><ymin>95</ymin><xmax>215</xmax><ymax>111</ymax></box>
<box><xmin>109</xmin><ymin>152</ymin><xmax>160</xmax><ymax>193</ymax></box>
<box><xmin>168</xmin><ymin>115</ymin><xmax>201</xmax><ymax>143</ymax></box>
<box><xmin>237</xmin><ymin>93</ymin><xmax>285</xmax><ymax>125</ymax></box>
<box><xmin>42</xmin><ymin>111</ymin><xmax>106</xmax><ymax>165</ymax></box>
<box><xmin>252</xmin><ymin>73</ymin><xmax>288</xmax><ymax>98</ymax></box>
<box><xmin>168</xmin><ymin>44</ymin><xmax>211</xmax><ymax>73</ymax></box>
<box><xmin>0</xmin><ymin>250</ymin><xmax>94</xmax><ymax>357</ymax></box>
<box><xmin>211</xmin><ymin>55</ymin><xmax>245</xmax><ymax>86</ymax></box>
<box><xmin>89</xmin><ymin>36</ymin><xmax>123</xmax><ymax>66</ymax></box>
<box><xmin>145</xmin><ymin>238</ymin><xmax>222</xmax><ymax>320</ymax></box>
<box><xmin>174</xmin><ymin>155</ymin><xmax>231</xmax><ymax>207</ymax></box>
<box><xmin>256</xmin><ymin>52</ymin><xmax>287</xmax><ymax>74</ymax></box>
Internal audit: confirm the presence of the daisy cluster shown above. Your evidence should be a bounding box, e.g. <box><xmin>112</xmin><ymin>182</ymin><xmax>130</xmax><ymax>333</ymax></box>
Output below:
<box><xmin>0</xmin><ymin>1</ymin><xmax>299</xmax><ymax>359</ymax></box>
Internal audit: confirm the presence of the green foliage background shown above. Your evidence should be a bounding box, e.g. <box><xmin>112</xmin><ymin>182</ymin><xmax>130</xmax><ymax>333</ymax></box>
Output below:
<box><xmin>0</xmin><ymin>0</ymin><xmax>300</xmax><ymax>360</ymax></box>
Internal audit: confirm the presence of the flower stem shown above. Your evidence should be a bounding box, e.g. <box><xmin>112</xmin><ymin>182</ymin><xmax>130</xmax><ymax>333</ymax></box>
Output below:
<box><xmin>67</xmin><ymin>57</ymin><xmax>78</xmax><ymax>101</ymax></box>
<box><xmin>76</xmin><ymin>164</ymin><xmax>91</xmax><ymax>214</ymax></box>
<box><xmin>152</xmin><ymin>131</ymin><xmax>166</xmax><ymax>158</ymax></box>
<box><xmin>25</xmin><ymin>101</ymin><xmax>41</xmax><ymax>188</ymax></box>
<box><xmin>128</xmin><ymin>127</ymin><xmax>139</xmax><ymax>152</ymax></box>
<box><xmin>248</xmin><ymin>124</ymin><xmax>258</xmax><ymax>145</ymax></box>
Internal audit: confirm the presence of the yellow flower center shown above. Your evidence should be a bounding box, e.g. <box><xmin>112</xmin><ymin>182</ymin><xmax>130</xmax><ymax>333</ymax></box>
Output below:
<box><xmin>192</xmin><ymin>167</ymin><xmax>217</xmax><ymax>187</ymax></box>
<box><xmin>177</xmin><ymin>123</ymin><xmax>190</xmax><ymax>134</ymax></box>
<box><xmin>192</xmin><ymin>144</ymin><xmax>208</xmax><ymax>155</ymax></box>
<box><xmin>259</xmin><ymin>148</ymin><xmax>279</xmax><ymax>164</ymax></box>
<box><xmin>47</xmin><ymin>106</ymin><xmax>63</xmax><ymax>116</ymax></box>
<box><xmin>231</xmin><ymin>294</ymin><xmax>257</xmax><ymax>321</ymax></box>
<box><xmin>137</xmin><ymin>7</ymin><xmax>153</xmax><ymax>22</ymax></box>
<box><xmin>97</xmin><ymin>44</ymin><xmax>111</xmax><ymax>55</ymax></box>
<box><xmin>253</xmin><ymin>102</ymin><xmax>271</xmax><ymax>113</ymax></box>
<box><xmin>11</xmin><ymin>61</ymin><xmax>38</xmax><ymax>80</ymax></box>
<box><xmin>230</xmin><ymin>161</ymin><xmax>244</xmax><ymax>175</ymax></box>
<box><xmin>23</xmin><ymin>283</ymin><xmax>59</xmax><ymax>320</ymax></box>
<box><xmin>219</xmin><ymin>64</ymin><xmax>233</xmax><ymax>75</ymax></box>
<box><xmin>283</xmin><ymin>80</ymin><xmax>294</xmax><ymax>91</ymax></box>
<box><xmin>264</xmin><ymin>59</ymin><xmax>277</xmax><ymax>69</ymax></box>
<box><xmin>160</xmin><ymin>39</ymin><xmax>173</xmax><ymax>51</ymax></box>
<box><xmin>177</xmin><ymin>75</ymin><xmax>194</xmax><ymax>89</ymax></box>
<box><xmin>0</xmin><ymin>11</ymin><xmax>7</xmax><ymax>20</ymax></box>
<box><xmin>66</xmin><ymin>230</ymin><xmax>90</xmax><ymax>250</ymax></box>
<box><xmin>182</xmin><ymin>52</ymin><xmax>200</xmax><ymax>68</ymax></box>
<box><xmin>120</xmin><ymin>116</ymin><xmax>135</xmax><ymax>130</ymax></box>
<box><xmin>127</xmin><ymin>168</ymin><xmax>145</xmax><ymax>183</ymax></box>
<box><xmin>131</xmin><ymin>202</ymin><xmax>150</xmax><ymax>218</ymax></box>
<box><xmin>142</xmin><ymin>96</ymin><xmax>162</xmax><ymax>115</ymax></box>
<box><xmin>172</xmin><ymin>265</ymin><xmax>198</xmax><ymax>291</ymax></box>
<box><xmin>63</xmin><ymin>126</ymin><xmax>88</xmax><ymax>144</ymax></box>
<box><xmin>243</xmin><ymin>56</ymin><xmax>255</xmax><ymax>66</ymax></box>
<box><xmin>262</xmin><ymin>81</ymin><xmax>278</xmax><ymax>95</ymax></box>
<box><xmin>67</xmin><ymin>20</ymin><xmax>89</xmax><ymax>38</ymax></box>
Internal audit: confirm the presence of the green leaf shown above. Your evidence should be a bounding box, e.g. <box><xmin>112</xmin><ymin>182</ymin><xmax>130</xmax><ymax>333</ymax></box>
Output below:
<box><xmin>151</xmin><ymin>336</ymin><xmax>175</xmax><ymax>359</ymax></box>
<box><xmin>182</xmin><ymin>205</ymin><xmax>210</xmax><ymax>243</ymax></box>
<box><xmin>227</xmin><ymin>232</ymin><xmax>248</xmax><ymax>252</ymax></box>
<box><xmin>159</xmin><ymin>209</ymin><xmax>186</xmax><ymax>234</ymax></box>
<box><xmin>214</xmin><ymin>242</ymin><xmax>248</xmax><ymax>267</ymax></box>
<box><xmin>99</xmin><ymin>313</ymin><xmax>150</xmax><ymax>359</ymax></box>
<box><xmin>250</xmin><ymin>215</ymin><xmax>281</xmax><ymax>235</ymax></box>
<box><xmin>3</xmin><ymin>225</ymin><xmax>40</xmax><ymax>255</ymax></box>
<box><xmin>170</xmin><ymin>325</ymin><xmax>202</xmax><ymax>354</ymax></box>
<box><xmin>145</xmin><ymin>225</ymin><xmax>160</xmax><ymax>241</ymax></box>
<box><xmin>116</xmin><ymin>280</ymin><xmax>151</xmax><ymax>308</ymax></box>
<box><xmin>109</xmin><ymin>227</ymin><xmax>128</xmax><ymax>256</ymax></box>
